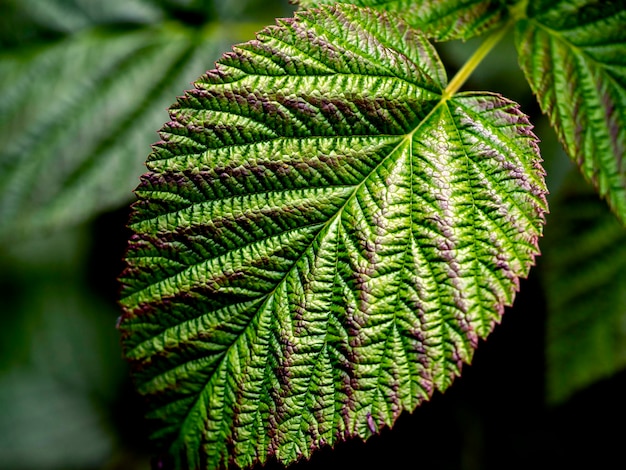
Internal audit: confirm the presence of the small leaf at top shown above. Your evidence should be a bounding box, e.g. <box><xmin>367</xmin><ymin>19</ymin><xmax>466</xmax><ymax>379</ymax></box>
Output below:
<box><xmin>294</xmin><ymin>0</ymin><xmax>511</xmax><ymax>41</ymax></box>
<box><xmin>515</xmin><ymin>0</ymin><xmax>626</xmax><ymax>224</ymax></box>
<box><xmin>118</xmin><ymin>5</ymin><xmax>547</xmax><ymax>469</ymax></box>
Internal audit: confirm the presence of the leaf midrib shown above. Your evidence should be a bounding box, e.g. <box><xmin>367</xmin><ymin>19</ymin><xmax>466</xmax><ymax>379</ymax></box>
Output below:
<box><xmin>168</xmin><ymin>94</ymin><xmax>450</xmax><ymax>453</ymax></box>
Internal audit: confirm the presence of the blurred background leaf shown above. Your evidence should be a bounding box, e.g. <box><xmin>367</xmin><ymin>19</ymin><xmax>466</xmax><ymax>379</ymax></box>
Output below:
<box><xmin>0</xmin><ymin>0</ymin><xmax>294</xmax><ymax>241</ymax></box>
<box><xmin>0</xmin><ymin>228</ymin><xmax>127</xmax><ymax>469</ymax></box>
<box><xmin>541</xmin><ymin>171</ymin><xmax>626</xmax><ymax>404</ymax></box>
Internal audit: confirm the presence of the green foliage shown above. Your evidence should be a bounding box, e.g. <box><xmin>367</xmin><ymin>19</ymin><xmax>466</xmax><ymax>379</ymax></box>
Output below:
<box><xmin>542</xmin><ymin>171</ymin><xmax>626</xmax><ymax>404</ymax></box>
<box><xmin>118</xmin><ymin>6</ymin><xmax>547</xmax><ymax>467</ymax></box>
<box><xmin>295</xmin><ymin>0</ymin><xmax>511</xmax><ymax>40</ymax></box>
<box><xmin>515</xmin><ymin>0</ymin><xmax>626</xmax><ymax>223</ymax></box>
<box><xmin>0</xmin><ymin>0</ymin><xmax>288</xmax><ymax>241</ymax></box>
<box><xmin>0</xmin><ymin>229</ymin><xmax>125</xmax><ymax>468</ymax></box>
<box><xmin>0</xmin><ymin>0</ymin><xmax>293</xmax><ymax>468</ymax></box>
<box><xmin>1</xmin><ymin>0</ymin><xmax>626</xmax><ymax>469</ymax></box>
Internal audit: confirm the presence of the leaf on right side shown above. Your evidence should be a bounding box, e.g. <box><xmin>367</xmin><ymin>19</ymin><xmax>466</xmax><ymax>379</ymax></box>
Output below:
<box><xmin>515</xmin><ymin>0</ymin><xmax>626</xmax><ymax>223</ymax></box>
<box><xmin>542</xmin><ymin>170</ymin><xmax>626</xmax><ymax>404</ymax></box>
<box><xmin>295</xmin><ymin>0</ymin><xmax>510</xmax><ymax>41</ymax></box>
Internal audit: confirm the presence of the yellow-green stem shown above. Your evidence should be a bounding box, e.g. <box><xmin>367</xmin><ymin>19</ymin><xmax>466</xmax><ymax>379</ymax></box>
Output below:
<box><xmin>442</xmin><ymin>23</ymin><xmax>512</xmax><ymax>100</ymax></box>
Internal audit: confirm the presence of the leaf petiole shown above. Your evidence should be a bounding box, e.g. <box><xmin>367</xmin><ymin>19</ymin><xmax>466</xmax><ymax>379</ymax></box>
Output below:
<box><xmin>442</xmin><ymin>22</ymin><xmax>512</xmax><ymax>99</ymax></box>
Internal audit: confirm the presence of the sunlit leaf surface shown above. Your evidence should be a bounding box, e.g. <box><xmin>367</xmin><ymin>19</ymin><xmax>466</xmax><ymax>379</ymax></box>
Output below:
<box><xmin>119</xmin><ymin>5</ymin><xmax>547</xmax><ymax>469</ymax></box>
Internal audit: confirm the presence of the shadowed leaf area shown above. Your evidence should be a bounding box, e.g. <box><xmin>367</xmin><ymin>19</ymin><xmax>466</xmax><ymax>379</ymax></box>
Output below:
<box><xmin>118</xmin><ymin>5</ymin><xmax>547</xmax><ymax>469</ymax></box>
<box><xmin>542</xmin><ymin>170</ymin><xmax>626</xmax><ymax>404</ymax></box>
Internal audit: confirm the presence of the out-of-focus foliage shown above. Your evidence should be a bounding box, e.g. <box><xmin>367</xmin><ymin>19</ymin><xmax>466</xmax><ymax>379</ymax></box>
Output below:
<box><xmin>0</xmin><ymin>229</ymin><xmax>124</xmax><ymax>469</ymax></box>
<box><xmin>0</xmin><ymin>0</ymin><xmax>293</xmax><ymax>241</ymax></box>
<box><xmin>542</xmin><ymin>171</ymin><xmax>626</xmax><ymax>404</ymax></box>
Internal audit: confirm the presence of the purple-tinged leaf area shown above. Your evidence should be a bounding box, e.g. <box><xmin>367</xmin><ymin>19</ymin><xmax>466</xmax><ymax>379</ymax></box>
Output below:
<box><xmin>543</xmin><ymin>172</ymin><xmax>626</xmax><ymax>404</ymax></box>
<box><xmin>295</xmin><ymin>0</ymin><xmax>510</xmax><ymax>41</ymax></box>
<box><xmin>118</xmin><ymin>5</ymin><xmax>547</xmax><ymax>469</ymax></box>
<box><xmin>515</xmin><ymin>0</ymin><xmax>626</xmax><ymax>224</ymax></box>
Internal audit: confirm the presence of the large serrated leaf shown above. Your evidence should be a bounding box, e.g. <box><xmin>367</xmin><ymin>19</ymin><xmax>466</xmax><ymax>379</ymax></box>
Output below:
<box><xmin>118</xmin><ymin>5</ymin><xmax>547</xmax><ymax>469</ymax></box>
<box><xmin>543</xmin><ymin>171</ymin><xmax>626</xmax><ymax>404</ymax></box>
<box><xmin>515</xmin><ymin>0</ymin><xmax>626</xmax><ymax>224</ymax></box>
<box><xmin>295</xmin><ymin>0</ymin><xmax>510</xmax><ymax>41</ymax></box>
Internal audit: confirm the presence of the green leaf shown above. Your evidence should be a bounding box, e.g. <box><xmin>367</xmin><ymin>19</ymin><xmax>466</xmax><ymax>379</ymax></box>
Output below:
<box><xmin>3</xmin><ymin>0</ymin><xmax>162</xmax><ymax>32</ymax></box>
<box><xmin>118</xmin><ymin>5</ymin><xmax>547</xmax><ymax>469</ymax></box>
<box><xmin>0</xmin><ymin>0</ymin><xmax>162</xmax><ymax>47</ymax></box>
<box><xmin>295</xmin><ymin>0</ymin><xmax>511</xmax><ymax>41</ymax></box>
<box><xmin>542</xmin><ymin>171</ymin><xmax>626</xmax><ymax>404</ymax></box>
<box><xmin>0</xmin><ymin>0</ymin><xmax>284</xmax><ymax>44</ymax></box>
<box><xmin>515</xmin><ymin>0</ymin><xmax>626</xmax><ymax>224</ymax></box>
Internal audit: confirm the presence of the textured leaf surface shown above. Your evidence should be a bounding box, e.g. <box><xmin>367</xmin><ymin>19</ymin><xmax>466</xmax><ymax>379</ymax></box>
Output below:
<box><xmin>119</xmin><ymin>5</ymin><xmax>547</xmax><ymax>469</ymax></box>
<box><xmin>515</xmin><ymin>0</ymin><xmax>626</xmax><ymax>223</ymax></box>
<box><xmin>295</xmin><ymin>0</ymin><xmax>510</xmax><ymax>41</ymax></box>
<box><xmin>543</xmin><ymin>172</ymin><xmax>626</xmax><ymax>404</ymax></box>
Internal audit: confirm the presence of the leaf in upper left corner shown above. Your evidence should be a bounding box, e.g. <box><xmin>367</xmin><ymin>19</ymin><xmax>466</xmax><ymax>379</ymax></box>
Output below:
<box><xmin>515</xmin><ymin>0</ymin><xmax>626</xmax><ymax>224</ymax></box>
<box><xmin>0</xmin><ymin>0</ymin><xmax>293</xmax><ymax>243</ymax></box>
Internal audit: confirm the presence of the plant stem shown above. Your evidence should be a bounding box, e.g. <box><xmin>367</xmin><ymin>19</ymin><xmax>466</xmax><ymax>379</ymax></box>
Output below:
<box><xmin>442</xmin><ymin>23</ymin><xmax>511</xmax><ymax>100</ymax></box>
